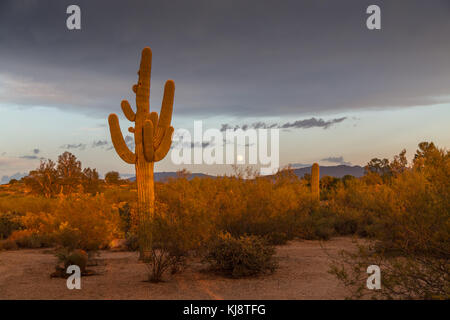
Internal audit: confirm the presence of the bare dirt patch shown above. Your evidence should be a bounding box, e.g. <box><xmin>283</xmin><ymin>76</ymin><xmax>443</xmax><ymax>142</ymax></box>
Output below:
<box><xmin>0</xmin><ymin>237</ymin><xmax>357</xmax><ymax>300</ymax></box>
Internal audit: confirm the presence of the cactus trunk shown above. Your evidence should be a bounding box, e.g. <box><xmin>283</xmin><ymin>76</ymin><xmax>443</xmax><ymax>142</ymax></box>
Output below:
<box><xmin>136</xmin><ymin>157</ymin><xmax>154</xmax><ymax>255</ymax></box>
<box><xmin>311</xmin><ymin>163</ymin><xmax>320</xmax><ymax>201</ymax></box>
<box><xmin>135</xmin><ymin>161</ymin><xmax>155</xmax><ymax>216</ymax></box>
<box><xmin>108</xmin><ymin>47</ymin><xmax>175</xmax><ymax>259</ymax></box>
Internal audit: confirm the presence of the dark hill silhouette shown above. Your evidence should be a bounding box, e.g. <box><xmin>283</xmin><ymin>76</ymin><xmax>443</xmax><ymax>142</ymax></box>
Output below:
<box><xmin>127</xmin><ymin>165</ymin><xmax>364</xmax><ymax>182</ymax></box>
<box><xmin>292</xmin><ymin>165</ymin><xmax>364</xmax><ymax>179</ymax></box>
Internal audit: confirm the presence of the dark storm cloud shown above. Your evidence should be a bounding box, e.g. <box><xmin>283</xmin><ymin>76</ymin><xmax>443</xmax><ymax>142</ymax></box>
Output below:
<box><xmin>19</xmin><ymin>155</ymin><xmax>39</xmax><ymax>160</ymax></box>
<box><xmin>171</xmin><ymin>141</ymin><xmax>212</xmax><ymax>149</ymax></box>
<box><xmin>1</xmin><ymin>0</ymin><xmax>450</xmax><ymax>117</ymax></box>
<box><xmin>220</xmin><ymin>117</ymin><xmax>347</xmax><ymax>131</ymax></box>
<box><xmin>92</xmin><ymin>140</ymin><xmax>108</xmax><ymax>148</ymax></box>
<box><xmin>280</xmin><ymin>117</ymin><xmax>347</xmax><ymax>129</ymax></box>
<box><xmin>60</xmin><ymin>143</ymin><xmax>87</xmax><ymax>150</ymax></box>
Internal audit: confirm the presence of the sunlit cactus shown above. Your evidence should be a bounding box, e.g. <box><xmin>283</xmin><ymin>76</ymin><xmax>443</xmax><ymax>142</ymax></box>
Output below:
<box><xmin>311</xmin><ymin>163</ymin><xmax>320</xmax><ymax>201</ymax></box>
<box><xmin>108</xmin><ymin>47</ymin><xmax>175</xmax><ymax>256</ymax></box>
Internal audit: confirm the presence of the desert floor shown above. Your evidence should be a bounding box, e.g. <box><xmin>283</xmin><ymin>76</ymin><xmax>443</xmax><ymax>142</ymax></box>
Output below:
<box><xmin>0</xmin><ymin>237</ymin><xmax>357</xmax><ymax>300</ymax></box>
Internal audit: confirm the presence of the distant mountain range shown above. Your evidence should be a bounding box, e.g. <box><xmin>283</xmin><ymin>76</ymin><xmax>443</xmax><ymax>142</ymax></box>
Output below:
<box><xmin>127</xmin><ymin>165</ymin><xmax>365</xmax><ymax>182</ymax></box>
<box><xmin>1</xmin><ymin>172</ymin><xmax>27</xmax><ymax>184</ymax></box>
<box><xmin>0</xmin><ymin>165</ymin><xmax>364</xmax><ymax>185</ymax></box>
<box><xmin>291</xmin><ymin>165</ymin><xmax>365</xmax><ymax>179</ymax></box>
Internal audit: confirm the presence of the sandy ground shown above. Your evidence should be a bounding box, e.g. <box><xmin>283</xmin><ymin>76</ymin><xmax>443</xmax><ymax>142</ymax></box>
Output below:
<box><xmin>0</xmin><ymin>237</ymin><xmax>356</xmax><ymax>300</ymax></box>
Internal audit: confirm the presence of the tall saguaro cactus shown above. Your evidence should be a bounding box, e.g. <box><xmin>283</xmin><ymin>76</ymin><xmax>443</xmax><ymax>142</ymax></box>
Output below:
<box><xmin>311</xmin><ymin>163</ymin><xmax>320</xmax><ymax>201</ymax></box>
<box><xmin>108</xmin><ymin>47</ymin><xmax>175</xmax><ymax>254</ymax></box>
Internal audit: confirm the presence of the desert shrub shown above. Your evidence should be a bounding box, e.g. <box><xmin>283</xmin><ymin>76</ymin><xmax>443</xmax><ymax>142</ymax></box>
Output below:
<box><xmin>52</xmin><ymin>223</ymin><xmax>82</xmax><ymax>250</ymax></box>
<box><xmin>205</xmin><ymin>233</ymin><xmax>278</xmax><ymax>278</ymax></box>
<box><xmin>205</xmin><ymin>173</ymin><xmax>316</xmax><ymax>244</ymax></box>
<box><xmin>104</xmin><ymin>171</ymin><xmax>121</xmax><ymax>184</ymax></box>
<box><xmin>156</xmin><ymin>177</ymin><xmax>218</xmax><ymax>249</ymax></box>
<box><xmin>4</xmin><ymin>194</ymin><xmax>123</xmax><ymax>250</ymax></box>
<box><xmin>0</xmin><ymin>238</ymin><xmax>18</xmax><ymax>250</ymax></box>
<box><xmin>103</xmin><ymin>186</ymin><xmax>137</xmax><ymax>204</ymax></box>
<box><xmin>265</xmin><ymin>231</ymin><xmax>290</xmax><ymax>245</ymax></box>
<box><xmin>329</xmin><ymin>241</ymin><xmax>449</xmax><ymax>300</ymax></box>
<box><xmin>125</xmin><ymin>231</ymin><xmax>139</xmax><ymax>251</ymax></box>
<box><xmin>50</xmin><ymin>194</ymin><xmax>122</xmax><ymax>250</ymax></box>
<box><xmin>297</xmin><ymin>208</ymin><xmax>336</xmax><ymax>240</ymax></box>
<box><xmin>142</xmin><ymin>211</ymin><xmax>191</xmax><ymax>282</ymax></box>
<box><xmin>331</xmin><ymin>209</ymin><xmax>359</xmax><ymax>236</ymax></box>
<box><xmin>0</xmin><ymin>195</ymin><xmax>53</xmax><ymax>215</ymax></box>
<box><xmin>329</xmin><ymin>143</ymin><xmax>450</xmax><ymax>299</ymax></box>
<box><xmin>155</xmin><ymin>168</ymin><xmax>321</xmax><ymax>247</ymax></box>
<box><xmin>56</xmin><ymin>248</ymin><xmax>89</xmax><ymax>273</ymax></box>
<box><xmin>9</xmin><ymin>229</ymin><xmax>50</xmax><ymax>248</ymax></box>
<box><xmin>117</xmin><ymin>202</ymin><xmax>132</xmax><ymax>234</ymax></box>
<box><xmin>0</xmin><ymin>212</ymin><xmax>23</xmax><ymax>239</ymax></box>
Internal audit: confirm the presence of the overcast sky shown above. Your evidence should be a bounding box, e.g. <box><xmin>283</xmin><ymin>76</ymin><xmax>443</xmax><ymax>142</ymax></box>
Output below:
<box><xmin>1</xmin><ymin>0</ymin><xmax>449</xmax><ymax>180</ymax></box>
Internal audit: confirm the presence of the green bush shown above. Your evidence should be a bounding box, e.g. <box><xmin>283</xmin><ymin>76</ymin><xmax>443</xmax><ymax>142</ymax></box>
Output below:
<box><xmin>0</xmin><ymin>196</ymin><xmax>53</xmax><ymax>215</ymax></box>
<box><xmin>266</xmin><ymin>231</ymin><xmax>290</xmax><ymax>245</ymax></box>
<box><xmin>10</xmin><ymin>230</ymin><xmax>48</xmax><ymax>248</ymax></box>
<box><xmin>56</xmin><ymin>248</ymin><xmax>89</xmax><ymax>273</ymax></box>
<box><xmin>297</xmin><ymin>209</ymin><xmax>336</xmax><ymax>240</ymax></box>
<box><xmin>0</xmin><ymin>239</ymin><xmax>18</xmax><ymax>250</ymax></box>
<box><xmin>125</xmin><ymin>231</ymin><xmax>139</xmax><ymax>251</ymax></box>
<box><xmin>141</xmin><ymin>210</ymin><xmax>194</xmax><ymax>282</ymax></box>
<box><xmin>0</xmin><ymin>212</ymin><xmax>23</xmax><ymax>239</ymax></box>
<box><xmin>329</xmin><ymin>143</ymin><xmax>450</xmax><ymax>299</ymax></box>
<box><xmin>205</xmin><ymin>233</ymin><xmax>278</xmax><ymax>278</ymax></box>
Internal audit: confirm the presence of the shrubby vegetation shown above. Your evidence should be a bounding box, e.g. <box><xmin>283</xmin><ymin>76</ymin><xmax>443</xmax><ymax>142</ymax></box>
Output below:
<box><xmin>328</xmin><ymin>142</ymin><xmax>449</xmax><ymax>299</ymax></box>
<box><xmin>0</xmin><ymin>142</ymin><xmax>448</xmax><ymax>298</ymax></box>
<box><xmin>206</xmin><ymin>232</ymin><xmax>277</xmax><ymax>278</ymax></box>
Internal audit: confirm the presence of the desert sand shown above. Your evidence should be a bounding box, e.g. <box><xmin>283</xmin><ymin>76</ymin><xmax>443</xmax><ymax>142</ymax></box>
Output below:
<box><xmin>0</xmin><ymin>237</ymin><xmax>356</xmax><ymax>300</ymax></box>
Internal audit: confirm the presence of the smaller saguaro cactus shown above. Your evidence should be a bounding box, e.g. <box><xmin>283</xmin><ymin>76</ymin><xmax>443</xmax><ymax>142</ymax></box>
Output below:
<box><xmin>311</xmin><ymin>163</ymin><xmax>320</xmax><ymax>201</ymax></box>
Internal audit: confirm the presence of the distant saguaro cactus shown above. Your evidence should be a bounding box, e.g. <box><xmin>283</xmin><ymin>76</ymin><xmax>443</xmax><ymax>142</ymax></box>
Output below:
<box><xmin>108</xmin><ymin>47</ymin><xmax>175</xmax><ymax>256</ymax></box>
<box><xmin>311</xmin><ymin>163</ymin><xmax>320</xmax><ymax>201</ymax></box>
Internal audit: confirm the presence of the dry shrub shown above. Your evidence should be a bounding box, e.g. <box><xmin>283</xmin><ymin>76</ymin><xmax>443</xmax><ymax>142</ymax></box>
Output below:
<box><xmin>50</xmin><ymin>194</ymin><xmax>122</xmax><ymax>250</ymax></box>
<box><xmin>329</xmin><ymin>143</ymin><xmax>449</xmax><ymax>299</ymax></box>
<box><xmin>142</xmin><ymin>208</ymin><xmax>193</xmax><ymax>282</ymax></box>
<box><xmin>0</xmin><ymin>195</ymin><xmax>53</xmax><ymax>215</ymax></box>
<box><xmin>3</xmin><ymin>194</ymin><xmax>122</xmax><ymax>250</ymax></box>
<box><xmin>9</xmin><ymin>229</ymin><xmax>49</xmax><ymax>248</ymax></box>
<box><xmin>0</xmin><ymin>238</ymin><xmax>18</xmax><ymax>250</ymax></box>
<box><xmin>0</xmin><ymin>211</ymin><xmax>23</xmax><ymax>239</ymax></box>
<box><xmin>205</xmin><ymin>232</ymin><xmax>277</xmax><ymax>278</ymax></box>
<box><xmin>157</xmin><ymin>170</ymin><xmax>317</xmax><ymax>246</ymax></box>
<box><xmin>55</xmin><ymin>248</ymin><xmax>89</xmax><ymax>273</ymax></box>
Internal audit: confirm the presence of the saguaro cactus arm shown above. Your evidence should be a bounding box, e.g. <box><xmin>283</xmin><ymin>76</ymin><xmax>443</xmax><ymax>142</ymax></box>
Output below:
<box><xmin>154</xmin><ymin>80</ymin><xmax>174</xmax><ymax>146</ymax></box>
<box><xmin>154</xmin><ymin>126</ymin><xmax>174</xmax><ymax>161</ymax></box>
<box><xmin>158</xmin><ymin>80</ymin><xmax>175</xmax><ymax>128</ymax></box>
<box><xmin>121</xmin><ymin>100</ymin><xmax>136</xmax><ymax>121</ymax></box>
<box><xmin>143</xmin><ymin>120</ymin><xmax>155</xmax><ymax>162</ymax></box>
<box><xmin>108</xmin><ymin>114</ymin><xmax>136</xmax><ymax>164</ymax></box>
